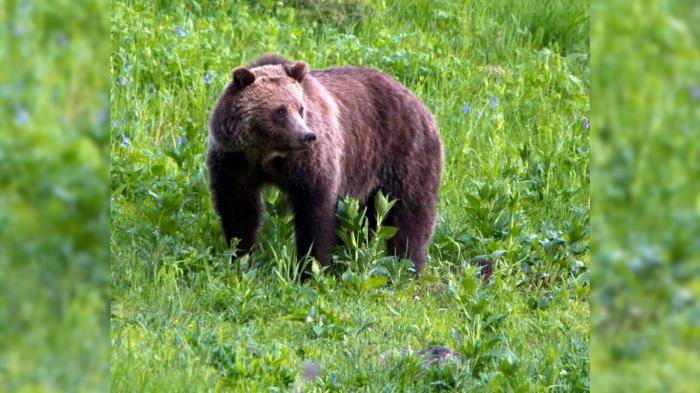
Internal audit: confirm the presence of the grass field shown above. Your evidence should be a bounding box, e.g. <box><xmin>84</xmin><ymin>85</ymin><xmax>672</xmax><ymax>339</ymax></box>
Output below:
<box><xmin>111</xmin><ymin>0</ymin><xmax>589</xmax><ymax>391</ymax></box>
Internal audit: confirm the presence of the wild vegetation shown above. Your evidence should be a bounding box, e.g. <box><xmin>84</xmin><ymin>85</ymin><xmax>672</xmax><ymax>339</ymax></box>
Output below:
<box><xmin>111</xmin><ymin>0</ymin><xmax>589</xmax><ymax>390</ymax></box>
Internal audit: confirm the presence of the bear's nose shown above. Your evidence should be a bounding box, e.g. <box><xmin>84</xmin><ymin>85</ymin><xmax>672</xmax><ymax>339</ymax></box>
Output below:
<box><xmin>302</xmin><ymin>132</ymin><xmax>317</xmax><ymax>143</ymax></box>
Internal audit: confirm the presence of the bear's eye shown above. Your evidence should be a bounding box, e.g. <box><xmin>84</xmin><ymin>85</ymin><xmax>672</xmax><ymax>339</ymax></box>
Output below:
<box><xmin>275</xmin><ymin>106</ymin><xmax>287</xmax><ymax>119</ymax></box>
<box><xmin>299</xmin><ymin>106</ymin><xmax>304</xmax><ymax>117</ymax></box>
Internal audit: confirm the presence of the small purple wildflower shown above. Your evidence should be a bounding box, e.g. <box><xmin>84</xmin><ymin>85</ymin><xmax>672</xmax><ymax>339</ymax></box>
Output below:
<box><xmin>203</xmin><ymin>73</ymin><xmax>213</xmax><ymax>85</ymax></box>
<box><xmin>177</xmin><ymin>135</ymin><xmax>186</xmax><ymax>146</ymax></box>
<box><xmin>691</xmin><ymin>85</ymin><xmax>700</xmax><ymax>100</ymax></box>
<box><xmin>150</xmin><ymin>85</ymin><xmax>157</xmax><ymax>94</ymax></box>
<box><xmin>300</xmin><ymin>361</ymin><xmax>321</xmax><ymax>382</ymax></box>
<box><xmin>121</xmin><ymin>61</ymin><xmax>133</xmax><ymax>74</ymax></box>
<box><xmin>118</xmin><ymin>77</ymin><xmax>127</xmax><ymax>87</ymax></box>
<box><xmin>121</xmin><ymin>136</ymin><xmax>131</xmax><ymax>147</ymax></box>
<box><xmin>461</xmin><ymin>103</ymin><xmax>472</xmax><ymax>114</ymax></box>
<box><xmin>14</xmin><ymin>107</ymin><xmax>30</xmax><ymax>126</ymax></box>
<box><xmin>11</xmin><ymin>24</ymin><xmax>24</xmax><ymax>37</ymax></box>
<box><xmin>96</xmin><ymin>106</ymin><xmax>109</xmax><ymax>126</ymax></box>
<box><xmin>56</xmin><ymin>33</ymin><xmax>69</xmax><ymax>48</ymax></box>
<box><xmin>490</xmin><ymin>97</ymin><xmax>499</xmax><ymax>110</ymax></box>
<box><xmin>174</xmin><ymin>27</ymin><xmax>186</xmax><ymax>37</ymax></box>
<box><xmin>582</xmin><ymin>117</ymin><xmax>590</xmax><ymax>130</ymax></box>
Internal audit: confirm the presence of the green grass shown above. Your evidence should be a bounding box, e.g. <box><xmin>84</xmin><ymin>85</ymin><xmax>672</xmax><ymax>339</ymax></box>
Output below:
<box><xmin>111</xmin><ymin>0</ymin><xmax>589</xmax><ymax>391</ymax></box>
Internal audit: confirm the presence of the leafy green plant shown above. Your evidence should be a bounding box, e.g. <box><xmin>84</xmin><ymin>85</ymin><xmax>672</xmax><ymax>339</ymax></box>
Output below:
<box><xmin>335</xmin><ymin>190</ymin><xmax>398</xmax><ymax>270</ymax></box>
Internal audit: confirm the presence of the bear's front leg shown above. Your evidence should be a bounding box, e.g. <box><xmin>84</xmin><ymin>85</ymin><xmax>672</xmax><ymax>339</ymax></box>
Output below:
<box><xmin>207</xmin><ymin>150</ymin><xmax>262</xmax><ymax>256</ymax></box>
<box><xmin>216</xmin><ymin>185</ymin><xmax>262</xmax><ymax>254</ymax></box>
<box><xmin>288</xmin><ymin>188</ymin><xmax>338</xmax><ymax>270</ymax></box>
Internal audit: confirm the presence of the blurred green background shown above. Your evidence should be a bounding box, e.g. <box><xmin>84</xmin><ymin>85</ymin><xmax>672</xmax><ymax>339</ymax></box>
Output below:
<box><xmin>591</xmin><ymin>0</ymin><xmax>700</xmax><ymax>391</ymax></box>
<box><xmin>0</xmin><ymin>0</ymin><xmax>109</xmax><ymax>391</ymax></box>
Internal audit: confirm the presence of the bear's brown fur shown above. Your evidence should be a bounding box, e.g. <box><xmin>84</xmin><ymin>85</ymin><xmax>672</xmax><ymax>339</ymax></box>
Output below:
<box><xmin>207</xmin><ymin>55</ymin><xmax>442</xmax><ymax>274</ymax></box>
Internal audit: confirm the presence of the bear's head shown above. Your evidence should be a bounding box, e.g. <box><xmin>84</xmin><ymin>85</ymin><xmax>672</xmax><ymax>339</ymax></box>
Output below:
<box><xmin>208</xmin><ymin>61</ymin><xmax>316</xmax><ymax>154</ymax></box>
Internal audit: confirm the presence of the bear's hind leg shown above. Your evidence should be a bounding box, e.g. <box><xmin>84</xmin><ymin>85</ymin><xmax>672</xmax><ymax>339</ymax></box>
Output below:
<box><xmin>386</xmin><ymin>200</ymin><xmax>436</xmax><ymax>274</ymax></box>
<box><xmin>384</xmin><ymin>131</ymin><xmax>442</xmax><ymax>275</ymax></box>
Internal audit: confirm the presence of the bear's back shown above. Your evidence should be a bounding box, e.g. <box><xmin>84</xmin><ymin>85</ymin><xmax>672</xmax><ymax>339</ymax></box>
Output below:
<box><xmin>309</xmin><ymin>65</ymin><xmax>438</xmax><ymax>145</ymax></box>
<box><xmin>306</xmin><ymin>65</ymin><xmax>440</xmax><ymax>200</ymax></box>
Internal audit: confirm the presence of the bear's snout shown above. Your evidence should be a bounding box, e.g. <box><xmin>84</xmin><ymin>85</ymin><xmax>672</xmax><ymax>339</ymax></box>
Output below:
<box><xmin>302</xmin><ymin>132</ymin><xmax>317</xmax><ymax>143</ymax></box>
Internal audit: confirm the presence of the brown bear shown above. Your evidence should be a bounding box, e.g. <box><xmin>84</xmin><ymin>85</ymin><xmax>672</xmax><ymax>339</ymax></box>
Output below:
<box><xmin>207</xmin><ymin>54</ymin><xmax>442</xmax><ymax>275</ymax></box>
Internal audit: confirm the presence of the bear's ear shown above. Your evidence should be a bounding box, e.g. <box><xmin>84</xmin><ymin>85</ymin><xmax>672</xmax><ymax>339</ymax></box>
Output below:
<box><xmin>232</xmin><ymin>67</ymin><xmax>255</xmax><ymax>90</ymax></box>
<box><xmin>284</xmin><ymin>61</ymin><xmax>307</xmax><ymax>82</ymax></box>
